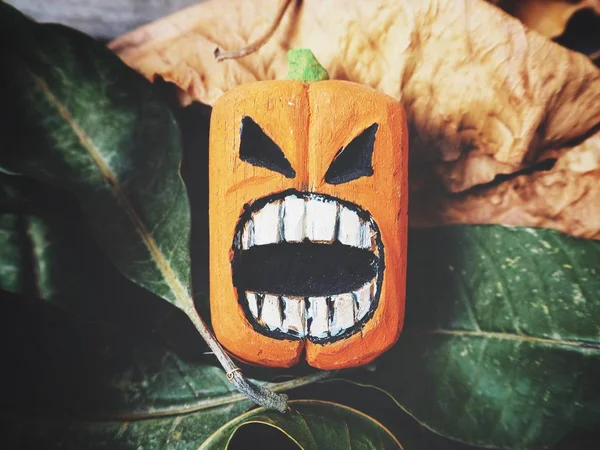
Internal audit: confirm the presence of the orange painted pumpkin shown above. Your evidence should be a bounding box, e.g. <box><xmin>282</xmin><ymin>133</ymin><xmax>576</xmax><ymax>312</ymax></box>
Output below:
<box><xmin>209</xmin><ymin>79</ymin><xmax>408</xmax><ymax>369</ymax></box>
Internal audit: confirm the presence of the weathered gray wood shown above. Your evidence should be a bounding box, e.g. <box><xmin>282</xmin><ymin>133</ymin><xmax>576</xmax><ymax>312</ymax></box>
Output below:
<box><xmin>8</xmin><ymin>0</ymin><xmax>205</xmax><ymax>39</ymax></box>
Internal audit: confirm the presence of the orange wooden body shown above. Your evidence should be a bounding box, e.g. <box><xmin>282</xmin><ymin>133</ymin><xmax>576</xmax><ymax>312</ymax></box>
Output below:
<box><xmin>209</xmin><ymin>80</ymin><xmax>408</xmax><ymax>369</ymax></box>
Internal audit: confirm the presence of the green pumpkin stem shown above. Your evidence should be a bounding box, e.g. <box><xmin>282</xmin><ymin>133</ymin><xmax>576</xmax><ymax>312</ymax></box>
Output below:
<box><xmin>286</xmin><ymin>49</ymin><xmax>329</xmax><ymax>82</ymax></box>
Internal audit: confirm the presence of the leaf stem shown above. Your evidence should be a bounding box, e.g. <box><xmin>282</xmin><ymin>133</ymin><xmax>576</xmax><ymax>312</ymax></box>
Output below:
<box><xmin>213</xmin><ymin>0</ymin><xmax>293</xmax><ymax>62</ymax></box>
<box><xmin>183</xmin><ymin>305</ymin><xmax>289</xmax><ymax>413</ymax></box>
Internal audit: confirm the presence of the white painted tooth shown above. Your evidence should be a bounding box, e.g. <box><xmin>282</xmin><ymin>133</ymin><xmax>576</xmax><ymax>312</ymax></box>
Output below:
<box><xmin>253</xmin><ymin>201</ymin><xmax>281</xmax><ymax>246</ymax></box>
<box><xmin>308</xmin><ymin>297</ymin><xmax>329</xmax><ymax>338</ymax></box>
<box><xmin>260</xmin><ymin>294</ymin><xmax>282</xmax><ymax>331</ymax></box>
<box><xmin>355</xmin><ymin>282</ymin><xmax>372</xmax><ymax>320</ymax></box>
<box><xmin>372</xmin><ymin>278</ymin><xmax>378</xmax><ymax>299</ymax></box>
<box><xmin>282</xmin><ymin>196</ymin><xmax>305</xmax><ymax>242</ymax></box>
<box><xmin>246</xmin><ymin>292</ymin><xmax>259</xmax><ymax>319</ymax></box>
<box><xmin>369</xmin><ymin>222</ymin><xmax>377</xmax><ymax>249</ymax></box>
<box><xmin>242</xmin><ymin>219</ymin><xmax>254</xmax><ymax>250</ymax></box>
<box><xmin>359</xmin><ymin>220</ymin><xmax>374</xmax><ymax>249</ymax></box>
<box><xmin>305</xmin><ymin>198</ymin><xmax>337</xmax><ymax>242</ymax></box>
<box><xmin>282</xmin><ymin>297</ymin><xmax>306</xmax><ymax>337</ymax></box>
<box><xmin>330</xmin><ymin>294</ymin><xmax>355</xmax><ymax>336</ymax></box>
<box><xmin>338</xmin><ymin>207</ymin><xmax>361</xmax><ymax>247</ymax></box>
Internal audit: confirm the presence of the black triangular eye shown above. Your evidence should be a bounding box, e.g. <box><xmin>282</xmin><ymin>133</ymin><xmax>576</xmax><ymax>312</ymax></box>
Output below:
<box><xmin>239</xmin><ymin>116</ymin><xmax>296</xmax><ymax>178</ymax></box>
<box><xmin>324</xmin><ymin>123</ymin><xmax>378</xmax><ymax>185</ymax></box>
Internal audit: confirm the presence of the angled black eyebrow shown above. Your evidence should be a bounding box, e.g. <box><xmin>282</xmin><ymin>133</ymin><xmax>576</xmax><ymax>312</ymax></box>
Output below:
<box><xmin>324</xmin><ymin>123</ymin><xmax>378</xmax><ymax>185</ymax></box>
<box><xmin>239</xmin><ymin>116</ymin><xmax>296</xmax><ymax>178</ymax></box>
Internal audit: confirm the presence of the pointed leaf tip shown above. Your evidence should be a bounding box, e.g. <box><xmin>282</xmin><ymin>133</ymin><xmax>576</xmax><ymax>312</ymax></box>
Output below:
<box><xmin>286</xmin><ymin>49</ymin><xmax>329</xmax><ymax>82</ymax></box>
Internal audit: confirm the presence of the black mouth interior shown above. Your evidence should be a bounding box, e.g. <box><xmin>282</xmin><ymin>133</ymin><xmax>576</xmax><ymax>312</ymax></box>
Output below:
<box><xmin>232</xmin><ymin>241</ymin><xmax>378</xmax><ymax>297</ymax></box>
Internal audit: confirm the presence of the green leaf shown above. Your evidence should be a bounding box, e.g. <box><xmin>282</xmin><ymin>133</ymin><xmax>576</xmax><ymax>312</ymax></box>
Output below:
<box><xmin>0</xmin><ymin>212</ymin><xmax>87</xmax><ymax>301</ymax></box>
<box><xmin>0</xmin><ymin>174</ymin><xmax>77</xmax><ymax>299</ymax></box>
<box><xmin>0</xmin><ymin>173</ymin><xmax>199</xmax><ymax>338</ymax></box>
<box><xmin>287</xmin><ymin>377</ymin><xmax>487</xmax><ymax>450</ymax></box>
<box><xmin>351</xmin><ymin>225</ymin><xmax>600</xmax><ymax>449</ymax></box>
<box><xmin>0</xmin><ymin>172</ymin><xmax>165</xmax><ymax>321</ymax></box>
<box><xmin>1</xmin><ymin>294</ymin><xmax>325</xmax><ymax>449</ymax></box>
<box><xmin>0</xmin><ymin>3</ymin><xmax>192</xmax><ymax>310</ymax></box>
<box><xmin>0</xmin><ymin>209</ymin><xmax>209</xmax><ymax>343</ymax></box>
<box><xmin>8</xmin><ymin>402</ymin><xmax>253</xmax><ymax>450</ymax></box>
<box><xmin>201</xmin><ymin>400</ymin><xmax>403</xmax><ymax>450</ymax></box>
<box><xmin>0</xmin><ymin>6</ymin><xmax>289</xmax><ymax>412</ymax></box>
<box><xmin>0</xmin><ymin>213</ymin><xmax>30</xmax><ymax>294</ymax></box>
<box><xmin>2</xmin><ymin>295</ymin><xmax>249</xmax><ymax>448</ymax></box>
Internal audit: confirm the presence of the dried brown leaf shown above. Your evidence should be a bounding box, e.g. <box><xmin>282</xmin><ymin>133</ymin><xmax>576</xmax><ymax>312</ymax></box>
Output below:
<box><xmin>109</xmin><ymin>0</ymin><xmax>600</xmax><ymax>238</ymax></box>
<box><xmin>494</xmin><ymin>0</ymin><xmax>600</xmax><ymax>39</ymax></box>
<box><xmin>411</xmin><ymin>130</ymin><xmax>600</xmax><ymax>239</ymax></box>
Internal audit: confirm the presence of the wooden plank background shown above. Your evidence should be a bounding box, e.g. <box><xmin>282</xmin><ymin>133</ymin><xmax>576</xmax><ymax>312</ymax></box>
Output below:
<box><xmin>8</xmin><ymin>0</ymin><xmax>205</xmax><ymax>39</ymax></box>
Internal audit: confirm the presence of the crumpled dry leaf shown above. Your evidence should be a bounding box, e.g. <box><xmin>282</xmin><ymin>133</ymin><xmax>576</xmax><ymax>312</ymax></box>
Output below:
<box><xmin>411</xmin><ymin>130</ymin><xmax>600</xmax><ymax>239</ymax></box>
<box><xmin>109</xmin><ymin>0</ymin><xmax>600</xmax><ymax>239</ymax></box>
<box><xmin>492</xmin><ymin>0</ymin><xmax>600</xmax><ymax>39</ymax></box>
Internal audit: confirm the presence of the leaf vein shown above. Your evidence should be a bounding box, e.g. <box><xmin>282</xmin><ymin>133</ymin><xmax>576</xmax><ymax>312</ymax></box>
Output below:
<box><xmin>418</xmin><ymin>329</ymin><xmax>600</xmax><ymax>349</ymax></box>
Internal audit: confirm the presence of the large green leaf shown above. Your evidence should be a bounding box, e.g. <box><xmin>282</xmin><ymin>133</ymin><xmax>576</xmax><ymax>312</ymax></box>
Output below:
<box><xmin>0</xmin><ymin>3</ymin><xmax>191</xmax><ymax>310</ymax></box>
<box><xmin>0</xmin><ymin>4</ymin><xmax>288</xmax><ymax>411</ymax></box>
<box><xmin>200</xmin><ymin>400</ymin><xmax>403</xmax><ymax>450</ymax></box>
<box><xmin>350</xmin><ymin>225</ymin><xmax>600</xmax><ymax>449</ymax></box>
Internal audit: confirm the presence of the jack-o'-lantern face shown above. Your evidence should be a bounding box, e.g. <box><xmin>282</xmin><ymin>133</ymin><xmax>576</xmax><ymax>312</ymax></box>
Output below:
<box><xmin>209</xmin><ymin>80</ymin><xmax>408</xmax><ymax>369</ymax></box>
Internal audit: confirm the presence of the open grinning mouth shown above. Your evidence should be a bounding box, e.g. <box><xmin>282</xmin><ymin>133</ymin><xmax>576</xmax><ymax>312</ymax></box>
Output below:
<box><xmin>231</xmin><ymin>190</ymin><xmax>384</xmax><ymax>344</ymax></box>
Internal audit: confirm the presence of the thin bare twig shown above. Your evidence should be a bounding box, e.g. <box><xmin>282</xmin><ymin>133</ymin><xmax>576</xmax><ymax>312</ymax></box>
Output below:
<box><xmin>180</xmin><ymin>304</ymin><xmax>289</xmax><ymax>413</ymax></box>
<box><xmin>214</xmin><ymin>0</ymin><xmax>293</xmax><ymax>62</ymax></box>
